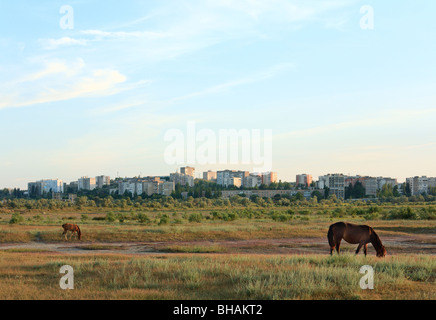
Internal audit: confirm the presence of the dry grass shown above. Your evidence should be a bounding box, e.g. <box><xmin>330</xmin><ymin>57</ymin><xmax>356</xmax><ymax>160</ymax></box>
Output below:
<box><xmin>0</xmin><ymin>251</ymin><xmax>434</xmax><ymax>300</ymax></box>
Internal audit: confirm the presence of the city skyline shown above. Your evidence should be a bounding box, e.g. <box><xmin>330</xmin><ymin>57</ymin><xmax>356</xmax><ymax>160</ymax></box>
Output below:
<box><xmin>1</xmin><ymin>1</ymin><xmax>436</xmax><ymax>189</ymax></box>
<box><xmin>7</xmin><ymin>167</ymin><xmax>434</xmax><ymax>190</ymax></box>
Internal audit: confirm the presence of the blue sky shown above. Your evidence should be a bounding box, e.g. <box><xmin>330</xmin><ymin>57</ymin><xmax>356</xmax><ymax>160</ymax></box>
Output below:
<box><xmin>1</xmin><ymin>0</ymin><xmax>435</xmax><ymax>189</ymax></box>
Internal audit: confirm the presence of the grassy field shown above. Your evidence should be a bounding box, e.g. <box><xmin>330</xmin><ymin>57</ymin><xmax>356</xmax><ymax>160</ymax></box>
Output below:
<box><xmin>0</xmin><ymin>251</ymin><xmax>434</xmax><ymax>300</ymax></box>
<box><xmin>0</xmin><ymin>205</ymin><xmax>435</xmax><ymax>300</ymax></box>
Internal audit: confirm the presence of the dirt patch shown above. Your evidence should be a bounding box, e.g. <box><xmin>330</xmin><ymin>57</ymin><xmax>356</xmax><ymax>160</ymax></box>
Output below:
<box><xmin>0</xmin><ymin>235</ymin><xmax>435</xmax><ymax>256</ymax></box>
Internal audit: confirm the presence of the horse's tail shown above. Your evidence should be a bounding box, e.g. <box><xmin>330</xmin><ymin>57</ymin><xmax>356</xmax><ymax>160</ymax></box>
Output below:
<box><xmin>327</xmin><ymin>225</ymin><xmax>335</xmax><ymax>249</ymax></box>
<box><xmin>77</xmin><ymin>225</ymin><xmax>82</xmax><ymax>240</ymax></box>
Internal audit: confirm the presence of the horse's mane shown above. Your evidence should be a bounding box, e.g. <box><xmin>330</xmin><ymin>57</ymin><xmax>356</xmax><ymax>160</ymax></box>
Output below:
<box><xmin>370</xmin><ymin>228</ymin><xmax>384</xmax><ymax>252</ymax></box>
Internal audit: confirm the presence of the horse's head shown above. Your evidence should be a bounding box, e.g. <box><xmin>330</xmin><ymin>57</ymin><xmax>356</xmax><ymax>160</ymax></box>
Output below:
<box><xmin>376</xmin><ymin>246</ymin><xmax>387</xmax><ymax>258</ymax></box>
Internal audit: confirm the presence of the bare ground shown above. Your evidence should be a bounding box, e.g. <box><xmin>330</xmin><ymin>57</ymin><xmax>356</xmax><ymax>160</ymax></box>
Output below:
<box><xmin>1</xmin><ymin>234</ymin><xmax>435</xmax><ymax>256</ymax></box>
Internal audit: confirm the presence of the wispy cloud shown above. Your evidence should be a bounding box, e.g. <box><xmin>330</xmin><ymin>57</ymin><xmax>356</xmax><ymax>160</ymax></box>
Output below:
<box><xmin>39</xmin><ymin>37</ymin><xmax>88</xmax><ymax>50</ymax></box>
<box><xmin>172</xmin><ymin>63</ymin><xmax>295</xmax><ymax>102</ymax></box>
<box><xmin>0</xmin><ymin>59</ymin><xmax>128</xmax><ymax>110</ymax></box>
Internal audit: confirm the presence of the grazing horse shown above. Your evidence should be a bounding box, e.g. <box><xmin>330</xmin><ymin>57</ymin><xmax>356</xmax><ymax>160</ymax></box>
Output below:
<box><xmin>328</xmin><ymin>222</ymin><xmax>386</xmax><ymax>257</ymax></box>
<box><xmin>62</xmin><ymin>223</ymin><xmax>82</xmax><ymax>240</ymax></box>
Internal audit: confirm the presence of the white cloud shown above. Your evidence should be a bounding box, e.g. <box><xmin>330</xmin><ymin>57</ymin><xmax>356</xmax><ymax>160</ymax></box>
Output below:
<box><xmin>39</xmin><ymin>37</ymin><xmax>88</xmax><ymax>50</ymax></box>
<box><xmin>0</xmin><ymin>59</ymin><xmax>127</xmax><ymax>110</ymax></box>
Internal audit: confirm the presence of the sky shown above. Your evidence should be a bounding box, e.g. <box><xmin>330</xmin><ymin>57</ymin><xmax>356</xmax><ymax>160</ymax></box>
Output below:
<box><xmin>0</xmin><ymin>0</ymin><xmax>435</xmax><ymax>189</ymax></box>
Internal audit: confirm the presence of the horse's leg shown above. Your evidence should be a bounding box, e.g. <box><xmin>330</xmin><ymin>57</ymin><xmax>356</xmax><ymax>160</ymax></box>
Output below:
<box><xmin>363</xmin><ymin>243</ymin><xmax>368</xmax><ymax>257</ymax></box>
<box><xmin>355</xmin><ymin>243</ymin><xmax>363</xmax><ymax>255</ymax></box>
<box><xmin>335</xmin><ymin>238</ymin><xmax>341</xmax><ymax>254</ymax></box>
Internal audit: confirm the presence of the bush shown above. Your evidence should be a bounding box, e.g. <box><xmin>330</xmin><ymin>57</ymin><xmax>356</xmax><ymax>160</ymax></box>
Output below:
<box><xmin>137</xmin><ymin>213</ymin><xmax>150</xmax><ymax>224</ymax></box>
<box><xmin>106</xmin><ymin>212</ymin><xmax>116</xmax><ymax>222</ymax></box>
<box><xmin>188</xmin><ymin>213</ymin><xmax>203</xmax><ymax>223</ymax></box>
<box><xmin>417</xmin><ymin>207</ymin><xmax>436</xmax><ymax>220</ymax></box>
<box><xmin>387</xmin><ymin>207</ymin><xmax>418</xmax><ymax>220</ymax></box>
<box><xmin>158</xmin><ymin>214</ymin><xmax>170</xmax><ymax>225</ymax></box>
<box><xmin>9</xmin><ymin>213</ymin><xmax>24</xmax><ymax>225</ymax></box>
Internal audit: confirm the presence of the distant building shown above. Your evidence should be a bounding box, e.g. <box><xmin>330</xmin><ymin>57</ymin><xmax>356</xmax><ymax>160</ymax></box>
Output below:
<box><xmin>118</xmin><ymin>177</ymin><xmax>175</xmax><ymax>197</ymax></box>
<box><xmin>180</xmin><ymin>167</ymin><xmax>195</xmax><ymax>178</ymax></box>
<box><xmin>78</xmin><ymin>177</ymin><xmax>96</xmax><ymax>191</ymax></box>
<box><xmin>203</xmin><ymin>171</ymin><xmax>217</xmax><ymax>181</ymax></box>
<box><xmin>28</xmin><ymin>179</ymin><xmax>63</xmax><ymax>197</ymax></box>
<box><xmin>217</xmin><ymin>170</ymin><xmax>249</xmax><ymax>187</ymax></box>
<box><xmin>96</xmin><ymin>175</ymin><xmax>110</xmax><ymax>189</ymax></box>
<box><xmin>244</xmin><ymin>174</ymin><xmax>262</xmax><ymax>188</ymax></box>
<box><xmin>262</xmin><ymin>172</ymin><xmax>278</xmax><ymax>186</ymax></box>
<box><xmin>296</xmin><ymin>174</ymin><xmax>312</xmax><ymax>188</ymax></box>
<box><xmin>406</xmin><ymin>176</ymin><xmax>436</xmax><ymax>195</ymax></box>
<box><xmin>318</xmin><ymin>174</ymin><xmax>345</xmax><ymax>199</ymax></box>
<box><xmin>170</xmin><ymin>172</ymin><xmax>194</xmax><ymax>187</ymax></box>
<box><xmin>363</xmin><ymin>177</ymin><xmax>378</xmax><ymax>197</ymax></box>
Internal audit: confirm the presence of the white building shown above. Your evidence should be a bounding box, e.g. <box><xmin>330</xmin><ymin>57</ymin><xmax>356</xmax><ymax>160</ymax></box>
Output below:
<box><xmin>170</xmin><ymin>172</ymin><xmax>194</xmax><ymax>187</ymax></box>
<box><xmin>28</xmin><ymin>179</ymin><xmax>63</xmax><ymax>196</ymax></box>
<box><xmin>317</xmin><ymin>174</ymin><xmax>345</xmax><ymax>199</ymax></box>
<box><xmin>78</xmin><ymin>176</ymin><xmax>96</xmax><ymax>191</ymax></box>
<box><xmin>406</xmin><ymin>176</ymin><xmax>436</xmax><ymax>195</ymax></box>
<box><xmin>217</xmin><ymin>170</ymin><xmax>249</xmax><ymax>187</ymax></box>
<box><xmin>96</xmin><ymin>175</ymin><xmax>110</xmax><ymax>189</ymax></box>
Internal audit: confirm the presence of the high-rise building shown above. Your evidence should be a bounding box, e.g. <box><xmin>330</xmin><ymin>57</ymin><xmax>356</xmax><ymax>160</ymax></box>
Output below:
<box><xmin>244</xmin><ymin>174</ymin><xmax>262</xmax><ymax>188</ymax></box>
<box><xmin>96</xmin><ymin>175</ymin><xmax>110</xmax><ymax>189</ymax></box>
<box><xmin>78</xmin><ymin>176</ymin><xmax>96</xmax><ymax>191</ymax></box>
<box><xmin>318</xmin><ymin>174</ymin><xmax>345</xmax><ymax>199</ymax></box>
<box><xmin>170</xmin><ymin>172</ymin><xmax>194</xmax><ymax>187</ymax></box>
<box><xmin>296</xmin><ymin>174</ymin><xmax>312</xmax><ymax>187</ymax></box>
<box><xmin>180</xmin><ymin>167</ymin><xmax>195</xmax><ymax>177</ymax></box>
<box><xmin>203</xmin><ymin>171</ymin><xmax>217</xmax><ymax>181</ymax></box>
<box><xmin>28</xmin><ymin>179</ymin><xmax>63</xmax><ymax>196</ymax></box>
<box><xmin>262</xmin><ymin>172</ymin><xmax>278</xmax><ymax>186</ymax></box>
<box><xmin>406</xmin><ymin>176</ymin><xmax>435</xmax><ymax>195</ymax></box>
<box><xmin>217</xmin><ymin>170</ymin><xmax>249</xmax><ymax>187</ymax></box>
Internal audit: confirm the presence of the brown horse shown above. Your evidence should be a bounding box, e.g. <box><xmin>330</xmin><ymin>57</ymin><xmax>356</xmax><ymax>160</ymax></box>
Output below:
<box><xmin>62</xmin><ymin>223</ymin><xmax>82</xmax><ymax>240</ymax></box>
<box><xmin>328</xmin><ymin>222</ymin><xmax>386</xmax><ymax>257</ymax></box>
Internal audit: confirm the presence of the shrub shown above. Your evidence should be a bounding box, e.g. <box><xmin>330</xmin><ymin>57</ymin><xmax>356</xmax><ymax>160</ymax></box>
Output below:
<box><xmin>188</xmin><ymin>213</ymin><xmax>203</xmax><ymax>223</ymax></box>
<box><xmin>387</xmin><ymin>207</ymin><xmax>417</xmax><ymax>220</ymax></box>
<box><xmin>158</xmin><ymin>214</ymin><xmax>170</xmax><ymax>225</ymax></box>
<box><xmin>137</xmin><ymin>213</ymin><xmax>150</xmax><ymax>224</ymax></box>
<box><xmin>9</xmin><ymin>213</ymin><xmax>24</xmax><ymax>225</ymax></box>
<box><xmin>106</xmin><ymin>212</ymin><xmax>116</xmax><ymax>222</ymax></box>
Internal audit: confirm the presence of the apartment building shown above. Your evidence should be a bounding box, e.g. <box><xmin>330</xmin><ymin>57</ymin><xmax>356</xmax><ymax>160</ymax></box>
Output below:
<box><xmin>170</xmin><ymin>172</ymin><xmax>194</xmax><ymax>187</ymax></box>
<box><xmin>118</xmin><ymin>177</ymin><xmax>175</xmax><ymax>197</ymax></box>
<box><xmin>28</xmin><ymin>179</ymin><xmax>63</xmax><ymax>196</ymax></box>
<box><xmin>78</xmin><ymin>176</ymin><xmax>96</xmax><ymax>191</ymax></box>
<box><xmin>217</xmin><ymin>170</ymin><xmax>249</xmax><ymax>187</ymax></box>
<box><xmin>262</xmin><ymin>172</ymin><xmax>278</xmax><ymax>186</ymax></box>
<box><xmin>406</xmin><ymin>176</ymin><xmax>436</xmax><ymax>195</ymax></box>
<box><xmin>203</xmin><ymin>171</ymin><xmax>217</xmax><ymax>181</ymax></box>
<box><xmin>296</xmin><ymin>174</ymin><xmax>312</xmax><ymax>188</ymax></box>
<box><xmin>96</xmin><ymin>175</ymin><xmax>110</xmax><ymax>189</ymax></box>
<box><xmin>244</xmin><ymin>174</ymin><xmax>262</xmax><ymax>188</ymax></box>
<box><xmin>318</xmin><ymin>174</ymin><xmax>346</xmax><ymax>199</ymax></box>
<box><xmin>180</xmin><ymin>166</ymin><xmax>195</xmax><ymax>178</ymax></box>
